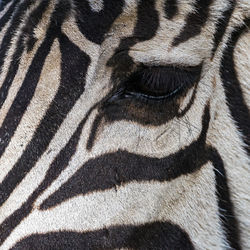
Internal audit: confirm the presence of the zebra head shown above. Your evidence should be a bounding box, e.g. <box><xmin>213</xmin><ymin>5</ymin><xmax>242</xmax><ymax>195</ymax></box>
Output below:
<box><xmin>0</xmin><ymin>0</ymin><xmax>249</xmax><ymax>249</ymax></box>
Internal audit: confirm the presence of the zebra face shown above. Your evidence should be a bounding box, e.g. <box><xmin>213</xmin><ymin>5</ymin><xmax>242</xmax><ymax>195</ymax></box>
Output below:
<box><xmin>68</xmin><ymin>0</ymin><xmax>214</xmax><ymax>150</ymax></box>
<box><xmin>0</xmin><ymin>0</ymin><xmax>249</xmax><ymax>249</ymax></box>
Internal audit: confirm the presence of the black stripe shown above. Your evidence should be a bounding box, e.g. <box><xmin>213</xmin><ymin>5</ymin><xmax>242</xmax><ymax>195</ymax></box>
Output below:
<box><xmin>164</xmin><ymin>0</ymin><xmax>178</xmax><ymax>20</ymax></box>
<box><xmin>0</xmin><ymin>0</ymin><xmax>12</xmax><ymax>12</ymax></box>
<box><xmin>0</xmin><ymin>0</ymin><xmax>50</xmax><ymax>110</ymax></box>
<box><xmin>0</xmin><ymin>0</ymin><xmax>69</xmax><ymax>157</ymax></box>
<box><xmin>11</xmin><ymin>222</ymin><xmax>194</xmax><ymax>250</ymax></box>
<box><xmin>0</xmin><ymin>1</ymin><xmax>90</xmax><ymax>206</ymax></box>
<box><xmin>0</xmin><ymin>31</ymin><xmax>54</xmax><ymax>158</ymax></box>
<box><xmin>209</xmin><ymin>147</ymin><xmax>241</xmax><ymax>250</ymax></box>
<box><xmin>0</xmin><ymin>0</ymin><xmax>68</xmax><ymax>157</ymax></box>
<box><xmin>0</xmin><ymin>37</ymin><xmax>24</xmax><ymax>108</ymax></box>
<box><xmin>86</xmin><ymin>113</ymin><xmax>103</xmax><ymax>150</ymax></box>
<box><xmin>172</xmin><ymin>0</ymin><xmax>213</xmax><ymax>46</ymax></box>
<box><xmin>212</xmin><ymin>0</ymin><xmax>235</xmax><ymax>56</ymax></box>
<box><xmin>0</xmin><ymin>100</ymin><xmax>101</xmax><ymax>244</ymax></box>
<box><xmin>23</xmin><ymin>0</ymin><xmax>50</xmax><ymax>52</ymax></box>
<box><xmin>40</xmin><ymin>104</ymin><xmax>210</xmax><ymax>209</ymax></box>
<box><xmin>0</xmin><ymin>116</ymin><xmax>85</xmax><ymax>244</ymax></box>
<box><xmin>177</xmin><ymin>82</ymin><xmax>198</xmax><ymax>117</ymax></box>
<box><xmin>0</xmin><ymin>0</ymin><xmax>19</xmax><ymax>32</ymax></box>
<box><xmin>0</xmin><ymin>32</ymin><xmax>89</xmax><ymax>206</ymax></box>
<box><xmin>0</xmin><ymin>0</ymin><xmax>33</xmax><ymax>74</ymax></box>
<box><xmin>107</xmin><ymin>0</ymin><xmax>159</xmax><ymax>72</ymax></box>
<box><xmin>220</xmin><ymin>18</ymin><xmax>250</xmax><ymax>155</ymax></box>
<box><xmin>133</xmin><ymin>0</ymin><xmax>159</xmax><ymax>40</ymax></box>
<box><xmin>74</xmin><ymin>0</ymin><xmax>124</xmax><ymax>44</ymax></box>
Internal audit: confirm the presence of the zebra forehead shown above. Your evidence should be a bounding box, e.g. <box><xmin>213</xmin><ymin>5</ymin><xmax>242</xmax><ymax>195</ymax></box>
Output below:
<box><xmin>56</xmin><ymin>0</ymin><xmax>231</xmax><ymax>69</ymax></box>
<box><xmin>72</xmin><ymin>1</ymin><xmax>221</xmax><ymax>42</ymax></box>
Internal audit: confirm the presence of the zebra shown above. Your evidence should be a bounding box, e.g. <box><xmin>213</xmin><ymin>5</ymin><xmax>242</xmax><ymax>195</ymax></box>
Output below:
<box><xmin>0</xmin><ymin>0</ymin><xmax>249</xmax><ymax>249</ymax></box>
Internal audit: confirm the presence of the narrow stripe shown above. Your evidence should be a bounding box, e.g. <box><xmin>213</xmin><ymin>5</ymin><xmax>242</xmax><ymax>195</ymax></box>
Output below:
<box><xmin>0</xmin><ymin>0</ymin><xmax>19</xmax><ymax>32</ymax></box>
<box><xmin>23</xmin><ymin>0</ymin><xmax>50</xmax><ymax>52</ymax></box>
<box><xmin>212</xmin><ymin>0</ymin><xmax>236</xmax><ymax>56</ymax></box>
<box><xmin>86</xmin><ymin>113</ymin><xmax>103</xmax><ymax>150</ymax></box>
<box><xmin>177</xmin><ymin>81</ymin><xmax>198</xmax><ymax>117</ymax></box>
<box><xmin>172</xmin><ymin>0</ymin><xmax>213</xmax><ymax>46</ymax></box>
<box><xmin>209</xmin><ymin>147</ymin><xmax>241</xmax><ymax>250</ymax></box>
<box><xmin>0</xmin><ymin>0</ymin><xmax>50</xmax><ymax>110</ymax></box>
<box><xmin>220</xmin><ymin>18</ymin><xmax>250</xmax><ymax>155</ymax></box>
<box><xmin>0</xmin><ymin>0</ymin><xmax>34</xmax><ymax>73</ymax></box>
<box><xmin>0</xmin><ymin>33</ymin><xmax>54</xmax><ymax>158</ymax></box>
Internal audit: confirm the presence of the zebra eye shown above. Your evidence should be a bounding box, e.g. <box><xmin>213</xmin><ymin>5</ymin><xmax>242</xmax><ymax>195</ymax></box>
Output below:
<box><xmin>123</xmin><ymin>65</ymin><xmax>202</xmax><ymax>101</ymax></box>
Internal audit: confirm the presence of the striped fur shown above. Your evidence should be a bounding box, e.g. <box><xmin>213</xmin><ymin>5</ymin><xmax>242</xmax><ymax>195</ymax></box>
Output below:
<box><xmin>0</xmin><ymin>0</ymin><xmax>249</xmax><ymax>249</ymax></box>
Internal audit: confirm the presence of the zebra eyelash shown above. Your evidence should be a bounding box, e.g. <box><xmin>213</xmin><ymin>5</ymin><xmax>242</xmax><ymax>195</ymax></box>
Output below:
<box><xmin>120</xmin><ymin>64</ymin><xmax>202</xmax><ymax>102</ymax></box>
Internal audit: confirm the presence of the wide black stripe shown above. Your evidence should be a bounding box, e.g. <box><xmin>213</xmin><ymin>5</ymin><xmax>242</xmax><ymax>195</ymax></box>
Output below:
<box><xmin>212</xmin><ymin>0</ymin><xmax>235</xmax><ymax>56</ymax></box>
<box><xmin>0</xmin><ymin>0</ymin><xmax>19</xmax><ymax>32</ymax></box>
<box><xmin>11</xmin><ymin>222</ymin><xmax>194</xmax><ymax>250</ymax></box>
<box><xmin>172</xmin><ymin>0</ymin><xmax>213</xmax><ymax>46</ymax></box>
<box><xmin>40</xmin><ymin>104</ymin><xmax>210</xmax><ymax>209</ymax></box>
<box><xmin>133</xmin><ymin>0</ymin><xmax>159</xmax><ymax>41</ymax></box>
<box><xmin>220</xmin><ymin>18</ymin><xmax>250</xmax><ymax>155</ymax></box>
<box><xmin>74</xmin><ymin>0</ymin><xmax>124</xmax><ymax>44</ymax></box>
<box><xmin>165</xmin><ymin>0</ymin><xmax>178</xmax><ymax>20</ymax></box>
<box><xmin>0</xmin><ymin>0</ymin><xmax>33</xmax><ymax>74</ymax></box>
<box><xmin>209</xmin><ymin>148</ymin><xmax>241</xmax><ymax>250</ymax></box>
<box><xmin>0</xmin><ymin>0</ymin><xmax>50</xmax><ymax>110</ymax></box>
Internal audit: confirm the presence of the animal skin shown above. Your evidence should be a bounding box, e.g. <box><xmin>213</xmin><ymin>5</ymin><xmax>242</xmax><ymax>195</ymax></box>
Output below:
<box><xmin>0</xmin><ymin>0</ymin><xmax>249</xmax><ymax>249</ymax></box>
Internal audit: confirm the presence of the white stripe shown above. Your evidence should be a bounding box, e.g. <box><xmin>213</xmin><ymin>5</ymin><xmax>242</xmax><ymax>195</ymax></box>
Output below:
<box><xmin>0</xmin><ymin>39</ymin><xmax>61</xmax><ymax>183</ymax></box>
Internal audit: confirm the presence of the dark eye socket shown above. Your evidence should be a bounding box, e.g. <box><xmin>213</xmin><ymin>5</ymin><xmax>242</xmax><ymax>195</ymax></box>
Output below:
<box><xmin>123</xmin><ymin>65</ymin><xmax>202</xmax><ymax>101</ymax></box>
